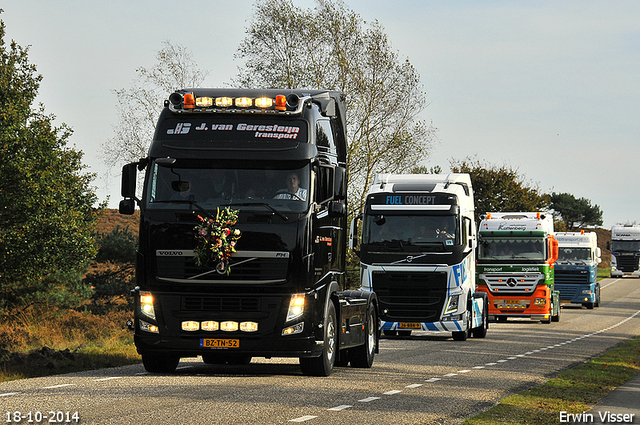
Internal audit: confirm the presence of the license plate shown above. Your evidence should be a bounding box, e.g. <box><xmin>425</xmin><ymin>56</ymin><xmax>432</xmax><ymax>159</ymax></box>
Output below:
<box><xmin>398</xmin><ymin>323</ymin><xmax>421</xmax><ymax>329</ymax></box>
<box><xmin>200</xmin><ymin>339</ymin><xmax>240</xmax><ymax>349</ymax></box>
<box><xmin>505</xmin><ymin>300</ymin><xmax>522</xmax><ymax>304</ymax></box>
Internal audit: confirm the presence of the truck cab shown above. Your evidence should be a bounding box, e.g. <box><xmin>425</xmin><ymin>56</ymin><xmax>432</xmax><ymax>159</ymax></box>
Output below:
<box><xmin>555</xmin><ymin>231</ymin><xmax>601</xmax><ymax>309</ymax></box>
<box><xmin>350</xmin><ymin>174</ymin><xmax>488</xmax><ymax>341</ymax></box>
<box><xmin>120</xmin><ymin>89</ymin><xmax>378</xmax><ymax>376</ymax></box>
<box><xmin>609</xmin><ymin>224</ymin><xmax>640</xmax><ymax>278</ymax></box>
<box><xmin>476</xmin><ymin>212</ymin><xmax>560</xmax><ymax>323</ymax></box>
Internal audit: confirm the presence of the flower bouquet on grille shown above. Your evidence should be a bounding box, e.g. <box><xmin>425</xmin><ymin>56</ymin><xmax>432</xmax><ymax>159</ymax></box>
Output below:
<box><xmin>193</xmin><ymin>207</ymin><xmax>241</xmax><ymax>274</ymax></box>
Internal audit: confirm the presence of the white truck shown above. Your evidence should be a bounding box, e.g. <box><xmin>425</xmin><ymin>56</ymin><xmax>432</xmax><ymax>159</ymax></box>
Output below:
<box><xmin>350</xmin><ymin>174</ymin><xmax>488</xmax><ymax>341</ymax></box>
<box><xmin>555</xmin><ymin>231</ymin><xmax>601</xmax><ymax>309</ymax></box>
<box><xmin>609</xmin><ymin>224</ymin><xmax>640</xmax><ymax>277</ymax></box>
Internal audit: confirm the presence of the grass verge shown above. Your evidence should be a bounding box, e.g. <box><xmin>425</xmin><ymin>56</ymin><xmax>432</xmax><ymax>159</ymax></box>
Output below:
<box><xmin>464</xmin><ymin>335</ymin><xmax>640</xmax><ymax>425</ymax></box>
<box><xmin>0</xmin><ymin>305</ymin><xmax>140</xmax><ymax>382</ymax></box>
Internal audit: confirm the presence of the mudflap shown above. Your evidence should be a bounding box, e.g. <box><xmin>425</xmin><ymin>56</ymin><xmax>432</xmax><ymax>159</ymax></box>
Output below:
<box><xmin>471</xmin><ymin>292</ymin><xmax>489</xmax><ymax>338</ymax></box>
<box><xmin>471</xmin><ymin>292</ymin><xmax>486</xmax><ymax>328</ymax></box>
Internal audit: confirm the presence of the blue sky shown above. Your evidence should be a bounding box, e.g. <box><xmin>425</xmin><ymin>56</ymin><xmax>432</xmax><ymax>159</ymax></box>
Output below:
<box><xmin>2</xmin><ymin>1</ymin><xmax>639</xmax><ymax>228</ymax></box>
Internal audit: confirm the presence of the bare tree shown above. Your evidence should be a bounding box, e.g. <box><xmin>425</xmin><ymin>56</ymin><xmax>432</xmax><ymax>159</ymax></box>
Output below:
<box><xmin>235</xmin><ymin>0</ymin><xmax>436</xmax><ymax>216</ymax></box>
<box><xmin>102</xmin><ymin>41</ymin><xmax>209</xmax><ymax>167</ymax></box>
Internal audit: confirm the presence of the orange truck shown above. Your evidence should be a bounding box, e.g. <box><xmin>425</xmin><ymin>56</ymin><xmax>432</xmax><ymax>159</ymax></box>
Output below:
<box><xmin>476</xmin><ymin>212</ymin><xmax>560</xmax><ymax>323</ymax></box>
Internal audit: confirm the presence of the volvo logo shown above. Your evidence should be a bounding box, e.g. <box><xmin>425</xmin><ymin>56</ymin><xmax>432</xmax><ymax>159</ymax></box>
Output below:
<box><xmin>507</xmin><ymin>278</ymin><xmax>518</xmax><ymax>287</ymax></box>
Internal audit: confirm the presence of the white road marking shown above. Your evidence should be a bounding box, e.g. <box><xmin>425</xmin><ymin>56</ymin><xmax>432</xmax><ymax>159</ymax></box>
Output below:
<box><xmin>289</xmin><ymin>415</ymin><xmax>318</xmax><ymax>422</ymax></box>
<box><xmin>328</xmin><ymin>405</ymin><xmax>352</xmax><ymax>411</ymax></box>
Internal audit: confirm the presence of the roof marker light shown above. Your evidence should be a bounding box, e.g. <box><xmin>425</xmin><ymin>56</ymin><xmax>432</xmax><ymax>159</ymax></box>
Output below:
<box><xmin>196</xmin><ymin>97</ymin><xmax>213</xmax><ymax>107</ymax></box>
<box><xmin>215</xmin><ymin>97</ymin><xmax>233</xmax><ymax>107</ymax></box>
<box><xmin>255</xmin><ymin>97</ymin><xmax>273</xmax><ymax>108</ymax></box>
<box><xmin>235</xmin><ymin>97</ymin><xmax>253</xmax><ymax>108</ymax></box>
<box><xmin>183</xmin><ymin>93</ymin><xmax>195</xmax><ymax>109</ymax></box>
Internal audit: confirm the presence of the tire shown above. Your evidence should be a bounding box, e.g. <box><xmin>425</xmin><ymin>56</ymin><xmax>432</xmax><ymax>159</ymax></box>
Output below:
<box><xmin>453</xmin><ymin>309</ymin><xmax>470</xmax><ymax>341</ymax></box>
<box><xmin>142</xmin><ymin>354</ymin><xmax>180</xmax><ymax>373</ymax></box>
<box><xmin>453</xmin><ymin>297</ymin><xmax>471</xmax><ymax>341</ymax></box>
<box><xmin>349</xmin><ymin>303</ymin><xmax>377</xmax><ymax>368</ymax></box>
<box><xmin>552</xmin><ymin>301</ymin><xmax>561</xmax><ymax>322</ymax></box>
<box><xmin>300</xmin><ymin>301</ymin><xmax>337</xmax><ymax>376</ymax></box>
<box><xmin>585</xmin><ymin>302</ymin><xmax>594</xmax><ymax>310</ymax></box>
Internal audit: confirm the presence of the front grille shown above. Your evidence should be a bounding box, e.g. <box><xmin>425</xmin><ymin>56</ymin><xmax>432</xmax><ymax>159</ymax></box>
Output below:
<box><xmin>555</xmin><ymin>269</ymin><xmax>589</xmax><ymax>285</ymax></box>
<box><xmin>555</xmin><ymin>284</ymin><xmax>580</xmax><ymax>300</ymax></box>
<box><xmin>615</xmin><ymin>255</ymin><xmax>639</xmax><ymax>272</ymax></box>
<box><xmin>157</xmin><ymin>256</ymin><xmax>288</xmax><ymax>281</ymax></box>
<box><xmin>372</xmin><ymin>271</ymin><xmax>447</xmax><ymax>322</ymax></box>
<box><xmin>481</xmin><ymin>273</ymin><xmax>543</xmax><ymax>294</ymax></box>
<box><xmin>182</xmin><ymin>296</ymin><xmax>260</xmax><ymax>312</ymax></box>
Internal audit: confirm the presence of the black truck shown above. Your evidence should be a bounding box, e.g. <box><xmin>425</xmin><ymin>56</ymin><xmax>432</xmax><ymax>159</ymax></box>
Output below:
<box><xmin>119</xmin><ymin>88</ymin><xmax>378</xmax><ymax>376</ymax></box>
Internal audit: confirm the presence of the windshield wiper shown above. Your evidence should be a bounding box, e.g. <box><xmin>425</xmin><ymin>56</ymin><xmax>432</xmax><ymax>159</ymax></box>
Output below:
<box><xmin>222</xmin><ymin>202</ymin><xmax>289</xmax><ymax>221</ymax></box>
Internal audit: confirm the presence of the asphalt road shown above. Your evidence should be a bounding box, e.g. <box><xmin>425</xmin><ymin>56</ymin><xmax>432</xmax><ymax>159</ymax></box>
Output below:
<box><xmin>2</xmin><ymin>277</ymin><xmax>639</xmax><ymax>425</ymax></box>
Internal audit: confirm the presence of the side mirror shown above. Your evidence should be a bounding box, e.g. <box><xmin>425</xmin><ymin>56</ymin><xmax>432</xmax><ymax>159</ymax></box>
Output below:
<box><xmin>119</xmin><ymin>199</ymin><xmax>135</xmax><ymax>215</ymax></box>
<box><xmin>334</xmin><ymin>166</ymin><xmax>347</xmax><ymax>200</ymax></box>
<box><xmin>318</xmin><ymin>164</ymin><xmax>335</xmax><ymax>204</ymax></box>
<box><xmin>329</xmin><ymin>200</ymin><xmax>346</xmax><ymax>217</ymax></box>
<box><xmin>349</xmin><ymin>213</ymin><xmax>362</xmax><ymax>256</ymax></box>
<box><xmin>121</xmin><ymin>162</ymin><xmax>138</xmax><ymax>199</ymax></box>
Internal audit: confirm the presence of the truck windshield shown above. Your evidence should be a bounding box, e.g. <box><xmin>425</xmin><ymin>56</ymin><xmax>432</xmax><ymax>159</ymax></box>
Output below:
<box><xmin>362</xmin><ymin>214</ymin><xmax>458</xmax><ymax>250</ymax></box>
<box><xmin>145</xmin><ymin>163</ymin><xmax>311</xmax><ymax>212</ymax></box>
<box><xmin>478</xmin><ymin>237</ymin><xmax>545</xmax><ymax>262</ymax></box>
<box><xmin>611</xmin><ymin>240</ymin><xmax>640</xmax><ymax>252</ymax></box>
<box><xmin>558</xmin><ymin>247</ymin><xmax>591</xmax><ymax>262</ymax></box>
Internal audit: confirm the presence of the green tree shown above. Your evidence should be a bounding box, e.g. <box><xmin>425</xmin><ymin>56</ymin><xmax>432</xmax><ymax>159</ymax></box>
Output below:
<box><xmin>451</xmin><ymin>157</ymin><xmax>549</xmax><ymax>222</ymax></box>
<box><xmin>85</xmin><ymin>225</ymin><xmax>137</xmax><ymax>302</ymax></box>
<box><xmin>0</xmin><ymin>20</ymin><xmax>100</xmax><ymax>307</ymax></box>
<box><xmin>550</xmin><ymin>192</ymin><xmax>603</xmax><ymax>231</ymax></box>
<box><xmin>235</xmin><ymin>0</ymin><xmax>436</xmax><ymax>217</ymax></box>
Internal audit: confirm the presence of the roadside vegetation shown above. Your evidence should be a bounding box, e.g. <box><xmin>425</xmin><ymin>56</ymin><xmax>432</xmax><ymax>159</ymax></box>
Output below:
<box><xmin>465</xmin><ymin>335</ymin><xmax>640</xmax><ymax>425</ymax></box>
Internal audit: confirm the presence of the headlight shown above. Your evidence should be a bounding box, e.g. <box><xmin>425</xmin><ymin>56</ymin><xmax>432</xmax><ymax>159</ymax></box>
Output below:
<box><xmin>286</xmin><ymin>294</ymin><xmax>306</xmax><ymax>322</ymax></box>
<box><xmin>445</xmin><ymin>294</ymin><xmax>460</xmax><ymax>314</ymax></box>
<box><xmin>140</xmin><ymin>291</ymin><xmax>156</xmax><ymax>320</ymax></box>
<box><xmin>581</xmin><ymin>289</ymin><xmax>593</xmax><ymax>294</ymax></box>
<box><xmin>534</xmin><ymin>298</ymin><xmax>546</xmax><ymax>305</ymax></box>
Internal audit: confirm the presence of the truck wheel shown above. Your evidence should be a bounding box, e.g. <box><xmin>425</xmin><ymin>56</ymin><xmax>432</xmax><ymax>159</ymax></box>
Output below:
<box><xmin>349</xmin><ymin>303</ymin><xmax>377</xmax><ymax>368</ymax></box>
<box><xmin>452</xmin><ymin>311</ymin><xmax>470</xmax><ymax>341</ymax></box>
<box><xmin>453</xmin><ymin>299</ymin><xmax>472</xmax><ymax>341</ymax></box>
<box><xmin>300</xmin><ymin>301</ymin><xmax>337</xmax><ymax>376</ymax></box>
<box><xmin>551</xmin><ymin>303</ymin><xmax>561</xmax><ymax>322</ymax></box>
<box><xmin>142</xmin><ymin>354</ymin><xmax>179</xmax><ymax>373</ymax></box>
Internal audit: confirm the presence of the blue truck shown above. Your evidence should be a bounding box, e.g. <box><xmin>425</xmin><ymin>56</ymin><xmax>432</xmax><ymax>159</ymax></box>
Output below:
<box><xmin>554</xmin><ymin>231</ymin><xmax>601</xmax><ymax>309</ymax></box>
